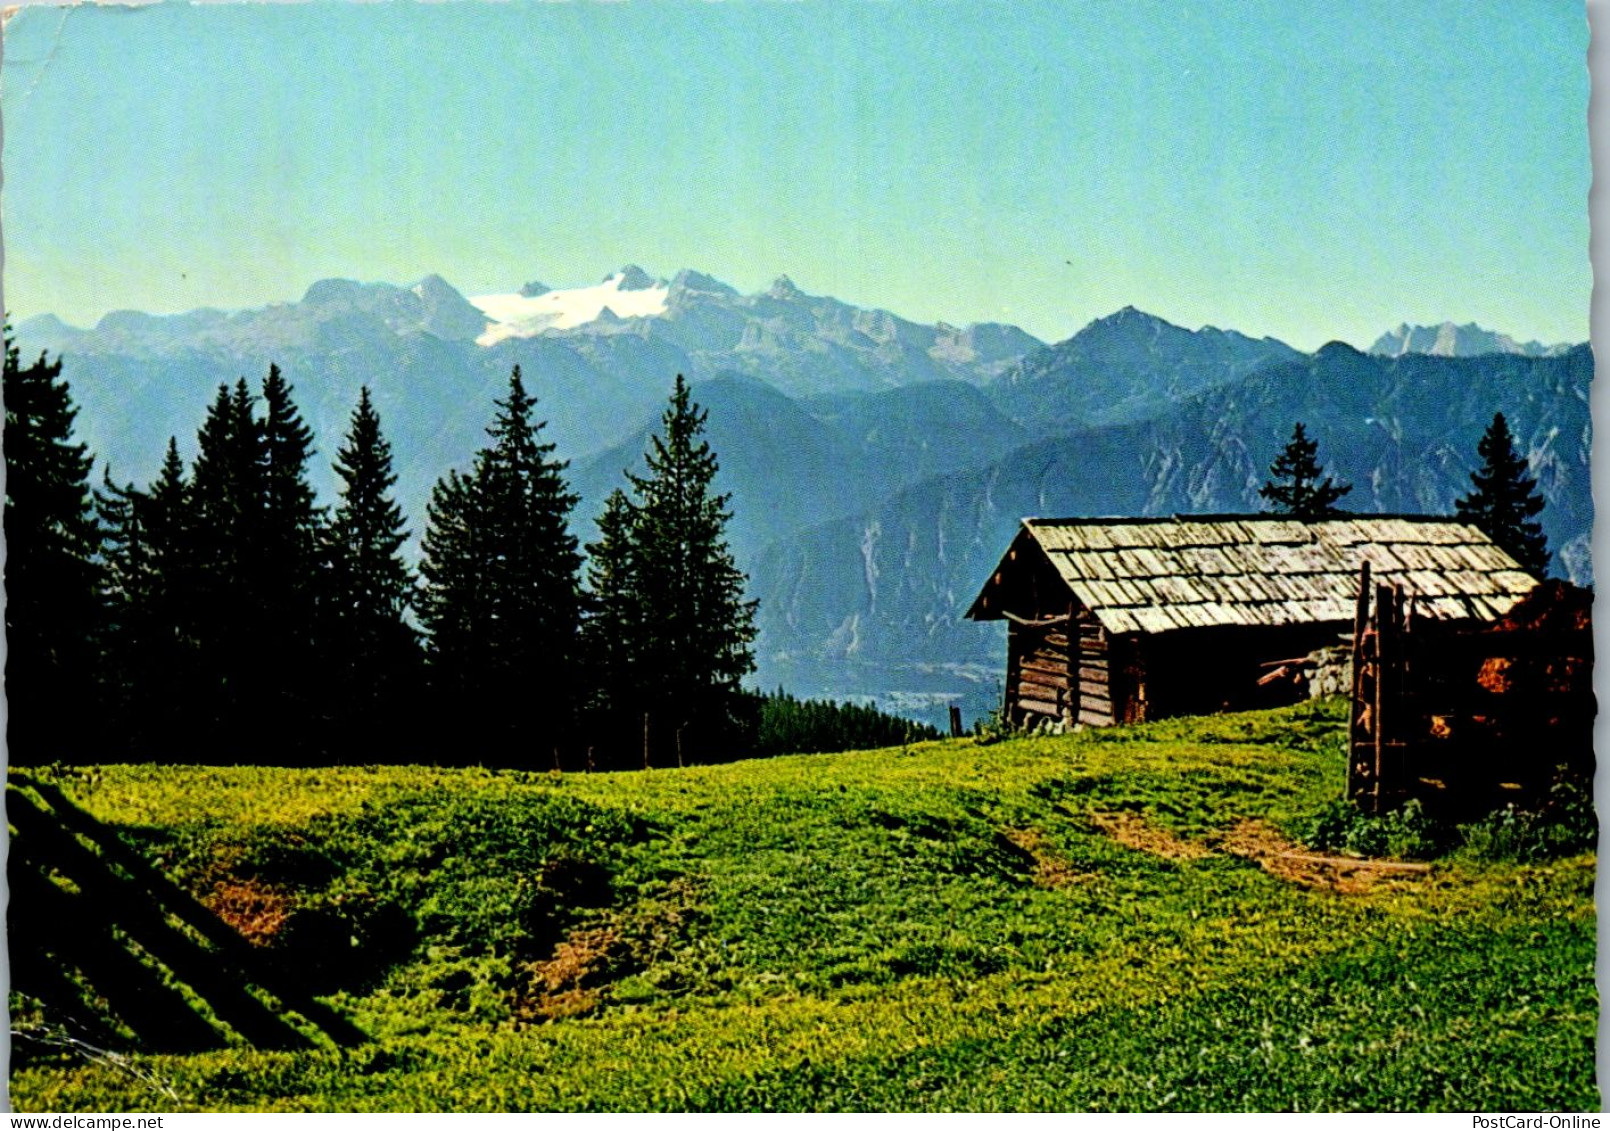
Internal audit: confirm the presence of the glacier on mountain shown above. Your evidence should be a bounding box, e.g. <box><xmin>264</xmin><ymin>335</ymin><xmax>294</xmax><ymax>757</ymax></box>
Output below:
<box><xmin>471</xmin><ymin>268</ymin><xmax>670</xmax><ymax>344</ymax></box>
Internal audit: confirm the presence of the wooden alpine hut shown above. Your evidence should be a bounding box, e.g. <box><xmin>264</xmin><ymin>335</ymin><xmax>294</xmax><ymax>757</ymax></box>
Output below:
<box><xmin>966</xmin><ymin>515</ymin><xmax>1539</xmax><ymax>729</ymax></box>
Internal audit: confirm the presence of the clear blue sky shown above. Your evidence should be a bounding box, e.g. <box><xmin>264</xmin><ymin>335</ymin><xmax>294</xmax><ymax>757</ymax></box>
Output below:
<box><xmin>1</xmin><ymin>0</ymin><xmax>1590</xmax><ymax>350</ymax></box>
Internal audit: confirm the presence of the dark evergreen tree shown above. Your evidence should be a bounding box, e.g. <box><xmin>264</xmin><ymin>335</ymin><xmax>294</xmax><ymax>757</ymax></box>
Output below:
<box><xmin>580</xmin><ymin>487</ymin><xmax>644</xmax><ymax>757</ymax></box>
<box><xmin>182</xmin><ymin>369</ymin><xmax>326</xmax><ymax>758</ymax></box>
<box><xmin>419</xmin><ymin>367</ymin><xmax>582</xmax><ymax>763</ymax></box>
<box><xmin>1456</xmin><ymin>411</ymin><xmax>1550</xmax><ymax>577</ymax></box>
<box><xmin>589</xmin><ymin>374</ymin><xmax>757</xmax><ymax>766</ymax></box>
<box><xmin>145</xmin><ymin>438</ymin><xmax>197</xmax><ymax>597</ymax></box>
<box><xmin>95</xmin><ymin>469</ymin><xmax>153</xmax><ymax>752</ymax></box>
<box><xmin>3</xmin><ymin>333</ymin><xmax>104</xmax><ymax>761</ymax></box>
<box><xmin>131</xmin><ymin>438</ymin><xmax>204</xmax><ymax>753</ymax></box>
<box><xmin>186</xmin><ymin>381</ymin><xmax>267</xmax><ymax>750</ymax></box>
<box><xmin>326</xmin><ymin>387</ymin><xmax>420</xmax><ymax>752</ymax></box>
<box><xmin>255</xmin><ymin>366</ymin><xmax>326</xmax><ymax>753</ymax></box>
<box><xmin>190</xmin><ymin>381</ymin><xmax>264</xmax><ymax>587</ymax></box>
<box><xmin>261</xmin><ymin>365</ymin><xmax>323</xmax><ymax>585</ymax></box>
<box><xmin>1259</xmin><ymin>422</ymin><xmax>1351</xmax><ymax>518</ymax></box>
<box><xmin>418</xmin><ymin>468</ymin><xmax>484</xmax><ymax>676</ymax></box>
<box><xmin>97</xmin><ymin>448</ymin><xmax>202</xmax><ymax>759</ymax></box>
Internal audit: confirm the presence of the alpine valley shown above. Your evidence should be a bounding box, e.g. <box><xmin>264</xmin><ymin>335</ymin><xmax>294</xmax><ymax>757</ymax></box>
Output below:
<box><xmin>17</xmin><ymin>270</ymin><xmax>1590</xmax><ymax>728</ymax></box>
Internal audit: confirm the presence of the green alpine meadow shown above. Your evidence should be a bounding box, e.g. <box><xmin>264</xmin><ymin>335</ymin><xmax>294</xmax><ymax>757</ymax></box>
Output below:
<box><xmin>9</xmin><ymin>701</ymin><xmax>1596</xmax><ymax>1112</ymax></box>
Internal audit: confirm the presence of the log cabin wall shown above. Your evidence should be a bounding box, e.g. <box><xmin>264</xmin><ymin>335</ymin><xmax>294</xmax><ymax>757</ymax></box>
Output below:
<box><xmin>1075</xmin><ymin>612</ymin><xmax>1114</xmax><ymax>727</ymax></box>
<box><xmin>1007</xmin><ymin>612</ymin><xmax>1075</xmax><ymax>728</ymax></box>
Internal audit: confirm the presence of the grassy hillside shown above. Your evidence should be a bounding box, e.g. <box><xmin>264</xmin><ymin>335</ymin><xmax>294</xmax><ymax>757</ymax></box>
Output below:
<box><xmin>8</xmin><ymin>701</ymin><xmax>1596</xmax><ymax>1112</ymax></box>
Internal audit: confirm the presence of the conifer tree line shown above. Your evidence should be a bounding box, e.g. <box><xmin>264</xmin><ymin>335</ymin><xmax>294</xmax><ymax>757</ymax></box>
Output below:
<box><xmin>4</xmin><ymin>332</ymin><xmax>768</xmax><ymax>768</ymax></box>
<box><xmin>7</xmin><ymin>334</ymin><xmax>1555</xmax><ymax>766</ymax></box>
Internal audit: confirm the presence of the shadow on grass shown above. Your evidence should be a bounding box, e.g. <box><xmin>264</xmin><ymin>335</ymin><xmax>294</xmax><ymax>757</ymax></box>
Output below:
<box><xmin>8</xmin><ymin>778</ymin><xmax>368</xmax><ymax>1055</ymax></box>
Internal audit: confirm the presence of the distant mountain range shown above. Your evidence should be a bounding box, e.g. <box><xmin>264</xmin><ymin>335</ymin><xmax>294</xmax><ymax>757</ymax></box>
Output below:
<box><xmin>1368</xmin><ymin>322</ymin><xmax>1574</xmax><ymax>359</ymax></box>
<box><xmin>17</xmin><ymin>269</ymin><xmax>1043</xmax><ymax>522</ymax></box>
<box><xmin>16</xmin><ymin>273</ymin><xmax>1590</xmax><ymax>727</ymax></box>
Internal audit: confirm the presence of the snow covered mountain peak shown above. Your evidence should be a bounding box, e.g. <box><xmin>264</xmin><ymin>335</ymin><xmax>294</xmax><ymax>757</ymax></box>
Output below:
<box><xmin>471</xmin><ymin>270</ymin><xmax>672</xmax><ymax>345</ymax></box>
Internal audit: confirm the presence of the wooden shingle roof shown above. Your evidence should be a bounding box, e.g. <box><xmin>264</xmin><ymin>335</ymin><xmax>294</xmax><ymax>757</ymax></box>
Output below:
<box><xmin>968</xmin><ymin>515</ymin><xmax>1538</xmax><ymax>635</ymax></box>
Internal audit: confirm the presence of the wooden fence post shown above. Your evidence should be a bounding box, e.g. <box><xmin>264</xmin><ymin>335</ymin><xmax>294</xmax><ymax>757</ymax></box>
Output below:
<box><xmin>949</xmin><ymin>705</ymin><xmax>964</xmax><ymax>738</ymax></box>
<box><xmin>1347</xmin><ymin>562</ymin><xmax>1372</xmax><ymax>806</ymax></box>
<box><xmin>1373</xmin><ymin>582</ymin><xmax>1393</xmax><ymax>813</ymax></box>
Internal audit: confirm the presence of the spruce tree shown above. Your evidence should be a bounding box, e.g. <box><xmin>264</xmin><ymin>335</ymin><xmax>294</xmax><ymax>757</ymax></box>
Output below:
<box><xmin>97</xmin><ymin>470</ymin><xmax>151</xmax><ymax>629</ymax></box>
<box><xmin>327</xmin><ymin>387</ymin><xmax>419</xmax><ymax>751</ymax></box>
<box><xmin>1259</xmin><ymin>422</ymin><xmax>1351</xmax><ymax>519</ymax></box>
<box><xmin>594</xmin><ymin>374</ymin><xmax>757</xmax><ymax>766</ymax></box>
<box><xmin>3</xmin><ymin>333</ymin><xmax>104</xmax><ymax>761</ymax></box>
<box><xmin>133</xmin><ymin>439</ymin><xmax>203</xmax><ymax>754</ymax></box>
<box><xmin>419</xmin><ymin>468</ymin><xmax>484</xmax><ymax>675</ymax></box>
<box><xmin>95</xmin><ymin>469</ymin><xmax>153</xmax><ymax>753</ymax></box>
<box><xmin>257</xmin><ymin>366</ymin><xmax>326</xmax><ymax>753</ymax></box>
<box><xmin>184</xmin><ymin>369</ymin><xmax>326</xmax><ymax>758</ymax></box>
<box><xmin>1456</xmin><ymin>412</ymin><xmax>1550</xmax><ymax>577</ymax></box>
<box><xmin>260</xmin><ymin>365</ymin><xmax>323</xmax><ymax>588</ymax></box>
<box><xmin>190</xmin><ymin>381</ymin><xmax>264</xmax><ymax>587</ymax></box>
<box><xmin>145</xmin><ymin>438</ymin><xmax>196</xmax><ymax>602</ymax></box>
<box><xmin>419</xmin><ymin>367</ymin><xmax>582</xmax><ymax>763</ymax></box>
<box><xmin>580</xmin><ymin>487</ymin><xmax>644</xmax><ymax>754</ymax></box>
<box><xmin>186</xmin><ymin>381</ymin><xmax>267</xmax><ymax>749</ymax></box>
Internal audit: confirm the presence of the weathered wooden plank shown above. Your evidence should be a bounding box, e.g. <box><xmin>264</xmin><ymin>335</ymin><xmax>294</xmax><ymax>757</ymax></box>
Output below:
<box><xmin>1044</xmin><ymin>632</ymin><xmax>1070</xmax><ymax>648</ymax></box>
<box><xmin>1079</xmin><ymin>685</ymin><xmax>1112</xmax><ymax>707</ymax></box>
<box><xmin>1017</xmin><ymin>667</ymin><xmax>1070</xmax><ymax>690</ymax></box>
<box><xmin>1018</xmin><ymin>683</ymin><xmax>1064</xmax><ymax>707</ymax></box>
<box><xmin>1019</xmin><ymin>657</ymin><xmax>1070</xmax><ymax>678</ymax></box>
<box><xmin>1078</xmin><ymin>666</ymin><xmax>1109</xmax><ymax>685</ymax></box>
<box><xmin>1017</xmin><ymin>686</ymin><xmax>1069</xmax><ymax>705</ymax></box>
<box><xmin>1078</xmin><ymin>708</ymin><xmax>1114</xmax><ymax>727</ymax></box>
<box><xmin>1020</xmin><ymin>696</ymin><xmax>1062</xmax><ymax>718</ymax></box>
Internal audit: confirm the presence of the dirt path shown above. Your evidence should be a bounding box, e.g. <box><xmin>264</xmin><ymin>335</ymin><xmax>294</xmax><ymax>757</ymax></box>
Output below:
<box><xmin>1082</xmin><ymin>808</ymin><xmax>1431</xmax><ymax>895</ymax></box>
<box><xmin>1217</xmin><ymin>819</ymin><xmax>1431</xmax><ymax>894</ymax></box>
<box><xmin>1086</xmin><ymin>810</ymin><xmax>1212</xmax><ymax>861</ymax></box>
